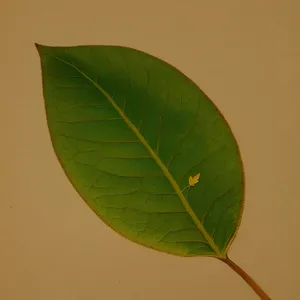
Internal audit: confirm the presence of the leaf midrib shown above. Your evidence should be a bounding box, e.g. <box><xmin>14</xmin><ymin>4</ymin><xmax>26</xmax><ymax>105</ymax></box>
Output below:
<box><xmin>45</xmin><ymin>50</ymin><xmax>223</xmax><ymax>258</ymax></box>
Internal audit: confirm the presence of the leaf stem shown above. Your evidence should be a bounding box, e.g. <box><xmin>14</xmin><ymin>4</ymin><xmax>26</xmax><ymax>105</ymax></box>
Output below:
<box><xmin>186</xmin><ymin>186</ymin><xmax>191</xmax><ymax>198</ymax></box>
<box><xmin>182</xmin><ymin>185</ymin><xmax>191</xmax><ymax>199</ymax></box>
<box><xmin>181</xmin><ymin>185</ymin><xmax>190</xmax><ymax>193</ymax></box>
<box><xmin>220</xmin><ymin>256</ymin><xmax>271</xmax><ymax>300</ymax></box>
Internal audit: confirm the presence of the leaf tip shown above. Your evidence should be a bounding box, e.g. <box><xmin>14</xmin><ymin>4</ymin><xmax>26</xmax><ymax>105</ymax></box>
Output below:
<box><xmin>35</xmin><ymin>42</ymin><xmax>42</xmax><ymax>50</ymax></box>
<box><xmin>35</xmin><ymin>43</ymin><xmax>52</xmax><ymax>54</ymax></box>
<box><xmin>35</xmin><ymin>43</ymin><xmax>45</xmax><ymax>55</ymax></box>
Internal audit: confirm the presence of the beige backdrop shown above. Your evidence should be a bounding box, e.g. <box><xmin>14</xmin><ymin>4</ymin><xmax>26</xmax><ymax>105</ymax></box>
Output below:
<box><xmin>2</xmin><ymin>0</ymin><xmax>300</xmax><ymax>299</ymax></box>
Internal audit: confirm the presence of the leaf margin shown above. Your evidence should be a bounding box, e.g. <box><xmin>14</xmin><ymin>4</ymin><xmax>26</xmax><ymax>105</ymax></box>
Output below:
<box><xmin>35</xmin><ymin>42</ymin><xmax>246</xmax><ymax>259</ymax></box>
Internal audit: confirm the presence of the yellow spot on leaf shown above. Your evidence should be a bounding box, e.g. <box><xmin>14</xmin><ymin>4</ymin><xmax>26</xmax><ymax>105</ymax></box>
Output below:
<box><xmin>189</xmin><ymin>173</ymin><xmax>200</xmax><ymax>187</ymax></box>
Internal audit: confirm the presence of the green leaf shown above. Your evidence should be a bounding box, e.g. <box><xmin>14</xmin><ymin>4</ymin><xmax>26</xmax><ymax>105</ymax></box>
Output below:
<box><xmin>36</xmin><ymin>44</ymin><xmax>244</xmax><ymax>258</ymax></box>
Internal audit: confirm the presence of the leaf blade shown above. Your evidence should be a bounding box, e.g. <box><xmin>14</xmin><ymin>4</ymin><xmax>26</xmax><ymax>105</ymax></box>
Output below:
<box><xmin>36</xmin><ymin>44</ymin><xmax>244</xmax><ymax>258</ymax></box>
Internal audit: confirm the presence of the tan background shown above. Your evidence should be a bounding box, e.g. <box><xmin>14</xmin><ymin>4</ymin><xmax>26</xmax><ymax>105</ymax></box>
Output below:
<box><xmin>2</xmin><ymin>0</ymin><xmax>300</xmax><ymax>299</ymax></box>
